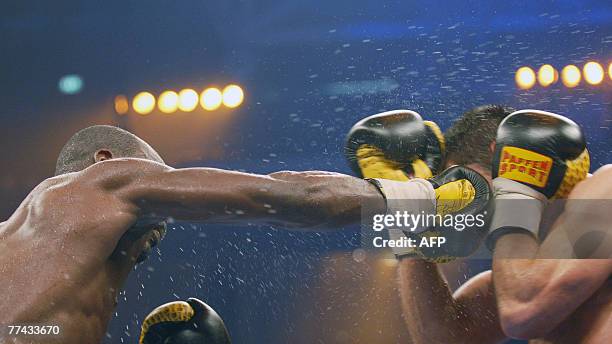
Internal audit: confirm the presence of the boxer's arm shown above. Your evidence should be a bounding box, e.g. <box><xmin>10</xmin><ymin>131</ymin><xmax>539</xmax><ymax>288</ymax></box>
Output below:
<box><xmin>491</xmin><ymin>165</ymin><xmax>612</xmax><ymax>339</ymax></box>
<box><xmin>397</xmin><ymin>260</ymin><xmax>504</xmax><ymax>344</ymax></box>
<box><xmin>93</xmin><ymin>159</ymin><xmax>382</xmax><ymax>229</ymax></box>
<box><xmin>492</xmin><ymin>247</ymin><xmax>611</xmax><ymax>338</ymax></box>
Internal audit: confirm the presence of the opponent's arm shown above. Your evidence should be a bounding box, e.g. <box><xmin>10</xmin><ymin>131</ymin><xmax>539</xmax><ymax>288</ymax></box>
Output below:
<box><xmin>492</xmin><ymin>165</ymin><xmax>612</xmax><ymax>338</ymax></box>
<box><xmin>486</xmin><ymin>111</ymin><xmax>612</xmax><ymax>339</ymax></box>
<box><xmin>398</xmin><ymin>261</ymin><xmax>504</xmax><ymax>344</ymax></box>
<box><xmin>93</xmin><ymin>158</ymin><xmax>382</xmax><ymax>229</ymax></box>
<box><xmin>493</xmin><ymin>250</ymin><xmax>611</xmax><ymax>338</ymax></box>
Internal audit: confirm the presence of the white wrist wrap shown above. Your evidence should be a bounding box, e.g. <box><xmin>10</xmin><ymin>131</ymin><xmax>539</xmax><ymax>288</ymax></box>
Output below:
<box><xmin>372</xmin><ymin>178</ymin><xmax>435</xmax><ymax>205</ymax></box>
<box><xmin>371</xmin><ymin>178</ymin><xmax>436</xmax><ymax>257</ymax></box>
<box><xmin>487</xmin><ymin>178</ymin><xmax>547</xmax><ymax>249</ymax></box>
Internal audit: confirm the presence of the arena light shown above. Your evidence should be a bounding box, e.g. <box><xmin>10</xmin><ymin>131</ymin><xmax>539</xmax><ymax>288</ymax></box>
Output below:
<box><xmin>515</xmin><ymin>67</ymin><xmax>536</xmax><ymax>90</ymax></box>
<box><xmin>222</xmin><ymin>84</ymin><xmax>244</xmax><ymax>108</ymax></box>
<box><xmin>200</xmin><ymin>87</ymin><xmax>223</xmax><ymax>111</ymax></box>
<box><xmin>178</xmin><ymin>89</ymin><xmax>199</xmax><ymax>112</ymax></box>
<box><xmin>158</xmin><ymin>90</ymin><xmax>179</xmax><ymax>114</ymax></box>
<box><xmin>561</xmin><ymin>65</ymin><xmax>581</xmax><ymax>88</ymax></box>
<box><xmin>114</xmin><ymin>95</ymin><xmax>129</xmax><ymax>115</ymax></box>
<box><xmin>58</xmin><ymin>74</ymin><xmax>83</xmax><ymax>95</ymax></box>
<box><xmin>132</xmin><ymin>91</ymin><xmax>155</xmax><ymax>115</ymax></box>
<box><xmin>537</xmin><ymin>64</ymin><xmax>558</xmax><ymax>87</ymax></box>
<box><xmin>583</xmin><ymin>62</ymin><xmax>604</xmax><ymax>85</ymax></box>
<box><xmin>608</xmin><ymin>62</ymin><xmax>612</xmax><ymax>81</ymax></box>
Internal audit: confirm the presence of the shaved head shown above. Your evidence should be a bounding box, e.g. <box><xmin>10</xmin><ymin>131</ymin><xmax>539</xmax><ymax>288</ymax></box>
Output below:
<box><xmin>55</xmin><ymin>125</ymin><xmax>164</xmax><ymax>175</ymax></box>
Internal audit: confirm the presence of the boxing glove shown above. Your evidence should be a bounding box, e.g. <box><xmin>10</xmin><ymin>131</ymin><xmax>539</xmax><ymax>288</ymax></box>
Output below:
<box><xmin>139</xmin><ymin>298</ymin><xmax>231</xmax><ymax>344</ymax></box>
<box><xmin>345</xmin><ymin>110</ymin><xmax>445</xmax><ymax>180</ymax></box>
<box><xmin>488</xmin><ymin>110</ymin><xmax>590</xmax><ymax>248</ymax></box>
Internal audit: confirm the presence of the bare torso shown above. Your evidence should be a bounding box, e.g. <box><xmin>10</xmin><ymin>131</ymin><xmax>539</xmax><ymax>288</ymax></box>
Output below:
<box><xmin>0</xmin><ymin>174</ymin><xmax>151</xmax><ymax>343</ymax></box>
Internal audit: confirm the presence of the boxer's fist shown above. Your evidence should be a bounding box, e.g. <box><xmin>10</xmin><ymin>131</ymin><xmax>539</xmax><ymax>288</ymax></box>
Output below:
<box><xmin>488</xmin><ymin>110</ymin><xmax>590</xmax><ymax>247</ymax></box>
<box><xmin>140</xmin><ymin>298</ymin><xmax>231</xmax><ymax>344</ymax></box>
<box><xmin>372</xmin><ymin>165</ymin><xmax>492</xmax><ymax>262</ymax></box>
<box><xmin>421</xmin><ymin>165</ymin><xmax>493</xmax><ymax>262</ymax></box>
<box><xmin>492</xmin><ymin>109</ymin><xmax>589</xmax><ymax>199</ymax></box>
<box><xmin>345</xmin><ymin>110</ymin><xmax>445</xmax><ymax>180</ymax></box>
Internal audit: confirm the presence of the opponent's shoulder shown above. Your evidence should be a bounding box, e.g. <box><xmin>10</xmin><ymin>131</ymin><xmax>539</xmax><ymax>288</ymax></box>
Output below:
<box><xmin>592</xmin><ymin>164</ymin><xmax>612</xmax><ymax>178</ymax></box>
<box><xmin>453</xmin><ymin>270</ymin><xmax>493</xmax><ymax>298</ymax></box>
<box><xmin>568</xmin><ymin>164</ymin><xmax>612</xmax><ymax>199</ymax></box>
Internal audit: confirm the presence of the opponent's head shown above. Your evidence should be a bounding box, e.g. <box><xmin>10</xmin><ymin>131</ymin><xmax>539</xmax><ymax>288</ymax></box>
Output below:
<box><xmin>444</xmin><ymin>104</ymin><xmax>515</xmax><ymax>181</ymax></box>
<box><xmin>55</xmin><ymin>125</ymin><xmax>164</xmax><ymax>175</ymax></box>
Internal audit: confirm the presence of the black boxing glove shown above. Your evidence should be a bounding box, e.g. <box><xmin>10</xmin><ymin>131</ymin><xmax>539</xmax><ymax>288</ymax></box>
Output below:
<box><xmin>487</xmin><ymin>110</ymin><xmax>590</xmax><ymax>248</ymax></box>
<box><xmin>345</xmin><ymin>110</ymin><xmax>445</xmax><ymax>180</ymax></box>
<box><xmin>139</xmin><ymin>298</ymin><xmax>231</xmax><ymax>344</ymax></box>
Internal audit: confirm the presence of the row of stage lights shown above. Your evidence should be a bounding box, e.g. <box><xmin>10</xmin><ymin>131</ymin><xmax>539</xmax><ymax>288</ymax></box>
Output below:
<box><xmin>114</xmin><ymin>84</ymin><xmax>245</xmax><ymax>115</ymax></box>
<box><xmin>516</xmin><ymin>61</ymin><xmax>611</xmax><ymax>90</ymax></box>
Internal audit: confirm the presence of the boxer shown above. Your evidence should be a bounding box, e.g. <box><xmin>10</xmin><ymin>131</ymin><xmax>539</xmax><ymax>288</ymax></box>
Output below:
<box><xmin>0</xmin><ymin>124</ymin><xmax>487</xmax><ymax>343</ymax></box>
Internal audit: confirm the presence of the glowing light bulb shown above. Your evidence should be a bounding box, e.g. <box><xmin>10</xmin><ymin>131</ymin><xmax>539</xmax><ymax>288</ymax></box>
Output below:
<box><xmin>537</xmin><ymin>64</ymin><xmax>558</xmax><ymax>87</ymax></box>
<box><xmin>114</xmin><ymin>95</ymin><xmax>129</xmax><ymax>115</ymax></box>
<box><xmin>158</xmin><ymin>91</ymin><xmax>179</xmax><ymax>114</ymax></box>
<box><xmin>222</xmin><ymin>84</ymin><xmax>244</xmax><ymax>108</ymax></box>
<box><xmin>178</xmin><ymin>89</ymin><xmax>198</xmax><ymax>112</ymax></box>
<box><xmin>583</xmin><ymin>62</ymin><xmax>604</xmax><ymax>85</ymax></box>
<box><xmin>515</xmin><ymin>67</ymin><xmax>536</xmax><ymax>90</ymax></box>
<box><xmin>132</xmin><ymin>92</ymin><xmax>155</xmax><ymax>115</ymax></box>
<box><xmin>200</xmin><ymin>88</ymin><xmax>223</xmax><ymax>111</ymax></box>
<box><xmin>561</xmin><ymin>65</ymin><xmax>581</xmax><ymax>88</ymax></box>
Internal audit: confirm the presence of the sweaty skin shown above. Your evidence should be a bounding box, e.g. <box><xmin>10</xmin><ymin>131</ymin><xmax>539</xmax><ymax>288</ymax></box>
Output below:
<box><xmin>397</xmin><ymin>165</ymin><xmax>612</xmax><ymax>344</ymax></box>
<box><xmin>0</xmin><ymin>158</ymin><xmax>382</xmax><ymax>344</ymax></box>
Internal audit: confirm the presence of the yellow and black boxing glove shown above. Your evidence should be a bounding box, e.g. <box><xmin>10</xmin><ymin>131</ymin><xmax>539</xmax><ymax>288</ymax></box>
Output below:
<box><xmin>487</xmin><ymin>110</ymin><xmax>590</xmax><ymax>249</ymax></box>
<box><xmin>139</xmin><ymin>298</ymin><xmax>231</xmax><ymax>344</ymax></box>
<box><xmin>370</xmin><ymin>166</ymin><xmax>492</xmax><ymax>263</ymax></box>
<box><xmin>345</xmin><ymin>110</ymin><xmax>445</xmax><ymax>180</ymax></box>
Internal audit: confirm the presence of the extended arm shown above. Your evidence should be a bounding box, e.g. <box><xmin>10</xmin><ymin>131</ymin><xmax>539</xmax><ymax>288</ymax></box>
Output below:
<box><xmin>91</xmin><ymin>158</ymin><xmax>383</xmax><ymax>229</ymax></box>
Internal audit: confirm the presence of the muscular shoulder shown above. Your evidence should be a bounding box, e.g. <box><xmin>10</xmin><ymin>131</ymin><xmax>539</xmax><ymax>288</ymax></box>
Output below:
<box><xmin>568</xmin><ymin>164</ymin><xmax>612</xmax><ymax>199</ymax></box>
<box><xmin>453</xmin><ymin>270</ymin><xmax>493</xmax><ymax>299</ymax></box>
<box><xmin>592</xmin><ymin>164</ymin><xmax>612</xmax><ymax>178</ymax></box>
<box><xmin>77</xmin><ymin>158</ymin><xmax>171</xmax><ymax>189</ymax></box>
<box><xmin>30</xmin><ymin>159</ymin><xmax>171</xmax><ymax>205</ymax></box>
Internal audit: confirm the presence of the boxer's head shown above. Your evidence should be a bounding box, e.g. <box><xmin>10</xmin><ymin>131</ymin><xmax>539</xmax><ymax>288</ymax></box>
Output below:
<box><xmin>444</xmin><ymin>104</ymin><xmax>515</xmax><ymax>183</ymax></box>
<box><xmin>55</xmin><ymin>125</ymin><xmax>164</xmax><ymax>175</ymax></box>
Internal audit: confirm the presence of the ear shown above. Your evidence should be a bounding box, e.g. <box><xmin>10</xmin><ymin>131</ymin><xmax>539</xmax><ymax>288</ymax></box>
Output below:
<box><xmin>94</xmin><ymin>149</ymin><xmax>113</xmax><ymax>162</ymax></box>
<box><xmin>489</xmin><ymin>140</ymin><xmax>495</xmax><ymax>154</ymax></box>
